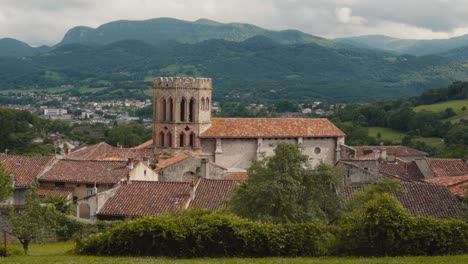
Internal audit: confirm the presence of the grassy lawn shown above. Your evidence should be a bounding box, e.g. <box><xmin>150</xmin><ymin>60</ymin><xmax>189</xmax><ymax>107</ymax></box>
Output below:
<box><xmin>3</xmin><ymin>242</ymin><xmax>467</xmax><ymax>264</ymax></box>
<box><xmin>413</xmin><ymin>99</ymin><xmax>468</xmax><ymax>113</ymax></box>
<box><xmin>414</xmin><ymin>99</ymin><xmax>468</xmax><ymax>123</ymax></box>
<box><xmin>368</xmin><ymin>127</ymin><xmax>406</xmax><ymax>144</ymax></box>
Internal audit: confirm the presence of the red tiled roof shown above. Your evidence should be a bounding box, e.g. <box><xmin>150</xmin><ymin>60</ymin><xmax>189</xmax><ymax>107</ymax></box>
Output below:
<box><xmin>344</xmin><ymin>181</ymin><xmax>466</xmax><ymax>219</ymax></box>
<box><xmin>190</xmin><ymin>179</ymin><xmax>240</xmax><ymax>210</ymax></box>
<box><xmin>200</xmin><ymin>118</ymin><xmax>344</xmax><ymax>138</ymax></box>
<box><xmin>379</xmin><ymin>159</ymin><xmax>425</xmax><ymax>181</ymax></box>
<box><xmin>37</xmin><ymin>187</ymin><xmax>74</xmax><ymax>198</ymax></box>
<box><xmin>155</xmin><ymin>153</ymin><xmax>191</xmax><ymax>171</ymax></box>
<box><xmin>426</xmin><ymin>158</ymin><xmax>468</xmax><ymax>178</ymax></box>
<box><xmin>424</xmin><ymin>175</ymin><xmax>468</xmax><ymax>197</ymax></box>
<box><xmin>39</xmin><ymin>159</ymin><xmax>130</xmax><ymax>185</ymax></box>
<box><xmin>352</xmin><ymin>146</ymin><xmax>428</xmax><ymax>158</ymax></box>
<box><xmin>224</xmin><ymin>173</ymin><xmax>248</xmax><ymax>181</ymax></box>
<box><xmin>98</xmin><ymin>181</ymin><xmax>192</xmax><ymax>217</ymax></box>
<box><xmin>67</xmin><ymin>142</ymin><xmax>168</xmax><ymax>161</ymax></box>
<box><xmin>132</xmin><ymin>139</ymin><xmax>153</xmax><ymax>150</ymax></box>
<box><xmin>0</xmin><ymin>154</ymin><xmax>55</xmax><ymax>188</ymax></box>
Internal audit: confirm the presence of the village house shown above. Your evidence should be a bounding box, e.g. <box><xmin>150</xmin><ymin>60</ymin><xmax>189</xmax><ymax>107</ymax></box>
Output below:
<box><xmin>0</xmin><ymin>154</ymin><xmax>55</xmax><ymax>205</ymax></box>
<box><xmin>38</xmin><ymin>159</ymin><xmax>157</xmax><ymax>219</ymax></box>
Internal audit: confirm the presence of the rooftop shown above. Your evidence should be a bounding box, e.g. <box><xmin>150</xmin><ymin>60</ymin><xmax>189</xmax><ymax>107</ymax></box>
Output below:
<box><xmin>190</xmin><ymin>178</ymin><xmax>240</xmax><ymax>211</ymax></box>
<box><xmin>344</xmin><ymin>181</ymin><xmax>465</xmax><ymax>219</ymax></box>
<box><xmin>200</xmin><ymin>118</ymin><xmax>344</xmax><ymax>138</ymax></box>
<box><xmin>39</xmin><ymin>159</ymin><xmax>130</xmax><ymax>185</ymax></box>
<box><xmin>98</xmin><ymin>181</ymin><xmax>192</xmax><ymax>217</ymax></box>
<box><xmin>0</xmin><ymin>154</ymin><xmax>55</xmax><ymax>188</ymax></box>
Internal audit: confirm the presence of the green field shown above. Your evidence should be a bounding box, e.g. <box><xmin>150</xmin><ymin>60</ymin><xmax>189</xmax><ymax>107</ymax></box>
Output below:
<box><xmin>413</xmin><ymin>99</ymin><xmax>468</xmax><ymax>113</ymax></box>
<box><xmin>368</xmin><ymin>127</ymin><xmax>407</xmax><ymax>144</ymax></box>
<box><xmin>414</xmin><ymin>99</ymin><xmax>468</xmax><ymax>123</ymax></box>
<box><xmin>3</xmin><ymin>242</ymin><xmax>467</xmax><ymax>264</ymax></box>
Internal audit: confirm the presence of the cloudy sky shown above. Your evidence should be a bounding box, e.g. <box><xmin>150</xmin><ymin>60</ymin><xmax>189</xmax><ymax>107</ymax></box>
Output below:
<box><xmin>1</xmin><ymin>0</ymin><xmax>468</xmax><ymax>46</ymax></box>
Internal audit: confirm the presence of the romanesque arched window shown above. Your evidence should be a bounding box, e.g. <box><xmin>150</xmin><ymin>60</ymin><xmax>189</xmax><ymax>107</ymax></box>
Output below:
<box><xmin>205</xmin><ymin>98</ymin><xmax>210</xmax><ymax>111</ymax></box>
<box><xmin>167</xmin><ymin>131</ymin><xmax>172</xmax><ymax>147</ymax></box>
<box><xmin>161</xmin><ymin>98</ymin><xmax>167</xmax><ymax>121</ymax></box>
<box><xmin>168</xmin><ymin>97</ymin><xmax>174</xmax><ymax>121</ymax></box>
<box><xmin>180</xmin><ymin>98</ymin><xmax>186</xmax><ymax>122</ymax></box>
<box><xmin>159</xmin><ymin>131</ymin><xmax>165</xmax><ymax>147</ymax></box>
<box><xmin>179</xmin><ymin>132</ymin><xmax>185</xmax><ymax>148</ymax></box>
<box><xmin>189</xmin><ymin>132</ymin><xmax>196</xmax><ymax>148</ymax></box>
<box><xmin>189</xmin><ymin>98</ymin><xmax>195</xmax><ymax>122</ymax></box>
<box><xmin>201</xmin><ymin>98</ymin><xmax>205</xmax><ymax>111</ymax></box>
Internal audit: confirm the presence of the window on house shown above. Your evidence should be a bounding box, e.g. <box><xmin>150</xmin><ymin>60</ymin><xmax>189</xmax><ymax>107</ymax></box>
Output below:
<box><xmin>168</xmin><ymin>97</ymin><xmax>174</xmax><ymax>121</ymax></box>
<box><xmin>55</xmin><ymin>182</ymin><xmax>65</xmax><ymax>187</ymax></box>
<box><xmin>167</xmin><ymin>132</ymin><xmax>172</xmax><ymax>147</ymax></box>
<box><xmin>314</xmin><ymin>147</ymin><xmax>321</xmax><ymax>154</ymax></box>
<box><xmin>159</xmin><ymin>131</ymin><xmax>165</xmax><ymax>147</ymax></box>
<box><xmin>179</xmin><ymin>133</ymin><xmax>185</xmax><ymax>147</ymax></box>
<box><xmin>86</xmin><ymin>183</ymin><xmax>94</xmax><ymax>188</ymax></box>
<box><xmin>180</xmin><ymin>98</ymin><xmax>186</xmax><ymax>121</ymax></box>
<box><xmin>189</xmin><ymin>98</ymin><xmax>195</xmax><ymax>122</ymax></box>
<box><xmin>87</xmin><ymin>190</ymin><xmax>93</xmax><ymax>196</ymax></box>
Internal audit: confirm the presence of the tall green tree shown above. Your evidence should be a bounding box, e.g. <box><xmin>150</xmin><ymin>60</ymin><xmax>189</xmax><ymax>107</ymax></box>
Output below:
<box><xmin>0</xmin><ymin>165</ymin><xmax>13</xmax><ymax>202</ymax></box>
<box><xmin>10</xmin><ymin>189</ymin><xmax>63</xmax><ymax>254</ymax></box>
<box><xmin>229</xmin><ymin>143</ymin><xmax>342</xmax><ymax>224</ymax></box>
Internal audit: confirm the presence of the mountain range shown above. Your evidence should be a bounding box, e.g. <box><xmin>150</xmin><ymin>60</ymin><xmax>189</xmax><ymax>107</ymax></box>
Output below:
<box><xmin>1</xmin><ymin>17</ymin><xmax>468</xmax><ymax>103</ymax></box>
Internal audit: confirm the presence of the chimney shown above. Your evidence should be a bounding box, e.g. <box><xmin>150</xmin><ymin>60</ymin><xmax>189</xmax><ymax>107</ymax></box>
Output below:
<box><xmin>374</xmin><ymin>150</ymin><xmax>381</xmax><ymax>160</ymax></box>
<box><xmin>201</xmin><ymin>158</ymin><xmax>209</xmax><ymax>179</ymax></box>
<box><xmin>387</xmin><ymin>152</ymin><xmax>396</xmax><ymax>163</ymax></box>
<box><xmin>65</xmin><ymin>148</ymin><xmax>72</xmax><ymax>155</ymax></box>
<box><xmin>381</xmin><ymin>149</ymin><xmax>387</xmax><ymax>161</ymax></box>
<box><xmin>190</xmin><ymin>181</ymin><xmax>196</xmax><ymax>201</ymax></box>
<box><xmin>127</xmin><ymin>158</ymin><xmax>134</xmax><ymax>169</ymax></box>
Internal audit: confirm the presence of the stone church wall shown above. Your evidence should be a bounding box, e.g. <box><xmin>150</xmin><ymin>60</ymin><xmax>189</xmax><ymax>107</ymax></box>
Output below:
<box><xmin>215</xmin><ymin>138</ymin><xmax>257</xmax><ymax>169</ymax></box>
<box><xmin>302</xmin><ymin>137</ymin><xmax>338</xmax><ymax>167</ymax></box>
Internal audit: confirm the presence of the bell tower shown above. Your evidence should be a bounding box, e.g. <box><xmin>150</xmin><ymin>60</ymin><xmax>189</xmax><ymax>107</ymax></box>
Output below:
<box><xmin>153</xmin><ymin>77</ymin><xmax>212</xmax><ymax>154</ymax></box>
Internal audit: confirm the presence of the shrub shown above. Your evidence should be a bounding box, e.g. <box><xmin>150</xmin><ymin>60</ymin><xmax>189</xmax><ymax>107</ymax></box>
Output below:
<box><xmin>76</xmin><ymin>210</ymin><xmax>334</xmax><ymax>257</ymax></box>
<box><xmin>0</xmin><ymin>246</ymin><xmax>24</xmax><ymax>257</ymax></box>
<box><xmin>338</xmin><ymin>193</ymin><xmax>468</xmax><ymax>256</ymax></box>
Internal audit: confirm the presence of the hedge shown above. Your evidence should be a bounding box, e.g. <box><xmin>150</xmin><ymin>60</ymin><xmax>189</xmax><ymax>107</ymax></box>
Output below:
<box><xmin>76</xmin><ymin>210</ymin><xmax>335</xmax><ymax>257</ymax></box>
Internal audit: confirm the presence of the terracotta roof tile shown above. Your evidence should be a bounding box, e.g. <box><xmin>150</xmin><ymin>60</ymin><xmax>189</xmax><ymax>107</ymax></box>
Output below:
<box><xmin>39</xmin><ymin>159</ymin><xmax>130</xmax><ymax>185</ymax></box>
<box><xmin>67</xmin><ymin>142</ymin><xmax>168</xmax><ymax>162</ymax></box>
<box><xmin>98</xmin><ymin>181</ymin><xmax>192</xmax><ymax>217</ymax></box>
<box><xmin>344</xmin><ymin>181</ymin><xmax>466</xmax><ymax>219</ymax></box>
<box><xmin>224</xmin><ymin>173</ymin><xmax>248</xmax><ymax>181</ymax></box>
<box><xmin>424</xmin><ymin>175</ymin><xmax>468</xmax><ymax>197</ymax></box>
<box><xmin>132</xmin><ymin>139</ymin><xmax>153</xmax><ymax>150</ymax></box>
<box><xmin>190</xmin><ymin>178</ymin><xmax>239</xmax><ymax>210</ymax></box>
<box><xmin>0</xmin><ymin>154</ymin><xmax>55</xmax><ymax>188</ymax></box>
<box><xmin>351</xmin><ymin>146</ymin><xmax>428</xmax><ymax>158</ymax></box>
<box><xmin>155</xmin><ymin>153</ymin><xmax>191</xmax><ymax>171</ymax></box>
<box><xmin>426</xmin><ymin>158</ymin><xmax>468</xmax><ymax>177</ymax></box>
<box><xmin>37</xmin><ymin>187</ymin><xmax>74</xmax><ymax>198</ymax></box>
<box><xmin>200</xmin><ymin>118</ymin><xmax>344</xmax><ymax>138</ymax></box>
<box><xmin>379</xmin><ymin>159</ymin><xmax>425</xmax><ymax>181</ymax></box>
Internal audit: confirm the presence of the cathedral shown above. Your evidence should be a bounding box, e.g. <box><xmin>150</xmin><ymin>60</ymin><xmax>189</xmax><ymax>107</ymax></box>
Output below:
<box><xmin>152</xmin><ymin>77</ymin><xmax>345</xmax><ymax>172</ymax></box>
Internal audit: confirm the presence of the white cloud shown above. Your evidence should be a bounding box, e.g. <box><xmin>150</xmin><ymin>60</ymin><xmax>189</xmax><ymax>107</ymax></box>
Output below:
<box><xmin>1</xmin><ymin>0</ymin><xmax>468</xmax><ymax>45</ymax></box>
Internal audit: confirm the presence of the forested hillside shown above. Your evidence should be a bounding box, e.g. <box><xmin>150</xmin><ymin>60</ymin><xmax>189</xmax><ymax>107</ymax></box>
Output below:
<box><xmin>1</xmin><ymin>37</ymin><xmax>467</xmax><ymax>103</ymax></box>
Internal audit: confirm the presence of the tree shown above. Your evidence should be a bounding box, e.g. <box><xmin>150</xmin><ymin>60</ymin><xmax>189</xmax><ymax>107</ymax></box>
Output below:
<box><xmin>0</xmin><ymin>165</ymin><xmax>13</xmax><ymax>202</ymax></box>
<box><xmin>10</xmin><ymin>189</ymin><xmax>62</xmax><ymax>254</ymax></box>
<box><xmin>229</xmin><ymin>143</ymin><xmax>342</xmax><ymax>224</ymax></box>
<box><xmin>105</xmin><ymin>122</ymin><xmax>152</xmax><ymax>148</ymax></box>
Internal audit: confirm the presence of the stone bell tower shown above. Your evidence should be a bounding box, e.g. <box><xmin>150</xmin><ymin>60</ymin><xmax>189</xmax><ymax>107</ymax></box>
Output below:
<box><xmin>153</xmin><ymin>77</ymin><xmax>212</xmax><ymax>154</ymax></box>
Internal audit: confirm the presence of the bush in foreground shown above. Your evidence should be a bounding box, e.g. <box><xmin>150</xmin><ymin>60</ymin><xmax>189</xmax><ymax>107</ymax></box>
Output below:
<box><xmin>76</xmin><ymin>210</ymin><xmax>335</xmax><ymax>257</ymax></box>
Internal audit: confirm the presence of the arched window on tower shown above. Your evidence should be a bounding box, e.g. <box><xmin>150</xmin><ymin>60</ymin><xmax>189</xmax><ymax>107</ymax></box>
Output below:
<box><xmin>201</xmin><ymin>98</ymin><xmax>205</xmax><ymax>111</ymax></box>
<box><xmin>189</xmin><ymin>98</ymin><xmax>195</xmax><ymax>122</ymax></box>
<box><xmin>161</xmin><ymin>98</ymin><xmax>167</xmax><ymax>121</ymax></box>
<box><xmin>159</xmin><ymin>131</ymin><xmax>165</xmax><ymax>147</ymax></box>
<box><xmin>189</xmin><ymin>132</ymin><xmax>196</xmax><ymax>148</ymax></box>
<box><xmin>167</xmin><ymin>132</ymin><xmax>172</xmax><ymax>147</ymax></box>
<box><xmin>168</xmin><ymin>97</ymin><xmax>174</xmax><ymax>121</ymax></box>
<box><xmin>180</xmin><ymin>98</ymin><xmax>186</xmax><ymax>122</ymax></box>
<box><xmin>179</xmin><ymin>132</ymin><xmax>185</xmax><ymax>148</ymax></box>
<box><xmin>206</xmin><ymin>98</ymin><xmax>210</xmax><ymax>111</ymax></box>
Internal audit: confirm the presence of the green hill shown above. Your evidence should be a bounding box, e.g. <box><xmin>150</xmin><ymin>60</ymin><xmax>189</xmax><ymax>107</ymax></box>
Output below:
<box><xmin>1</xmin><ymin>38</ymin><xmax>468</xmax><ymax>103</ymax></box>
<box><xmin>414</xmin><ymin>99</ymin><xmax>468</xmax><ymax>123</ymax></box>
<box><xmin>336</xmin><ymin>34</ymin><xmax>468</xmax><ymax>56</ymax></box>
<box><xmin>59</xmin><ymin>17</ymin><xmax>333</xmax><ymax>47</ymax></box>
<box><xmin>0</xmin><ymin>38</ymin><xmax>50</xmax><ymax>57</ymax></box>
